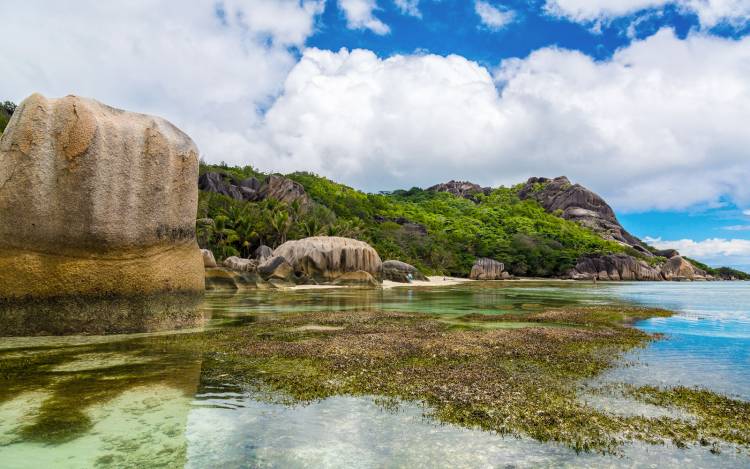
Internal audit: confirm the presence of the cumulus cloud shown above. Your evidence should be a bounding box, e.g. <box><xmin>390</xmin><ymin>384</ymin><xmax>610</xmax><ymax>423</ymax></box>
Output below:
<box><xmin>723</xmin><ymin>225</ymin><xmax>750</xmax><ymax>231</ymax></box>
<box><xmin>645</xmin><ymin>236</ymin><xmax>750</xmax><ymax>268</ymax></box>
<box><xmin>545</xmin><ymin>0</ymin><xmax>750</xmax><ymax>29</ymax></box>
<box><xmin>744</xmin><ymin>209</ymin><xmax>750</xmax><ymax>216</ymax></box>
<box><xmin>394</xmin><ymin>0</ymin><xmax>422</xmax><ymax>17</ymax></box>
<box><xmin>475</xmin><ymin>0</ymin><xmax>516</xmax><ymax>30</ymax></box>
<box><xmin>253</xmin><ymin>29</ymin><xmax>750</xmax><ymax>212</ymax></box>
<box><xmin>0</xmin><ymin>0</ymin><xmax>324</xmax><ymax>165</ymax></box>
<box><xmin>338</xmin><ymin>0</ymin><xmax>391</xmax><ymax>34</ymax></box>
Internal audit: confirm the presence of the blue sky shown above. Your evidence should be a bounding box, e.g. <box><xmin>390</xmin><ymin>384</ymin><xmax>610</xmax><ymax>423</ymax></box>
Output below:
<box><xmin>2</xmin><ymin>0</ymin><xmax>750</xmax><ymax>269</ymax></box>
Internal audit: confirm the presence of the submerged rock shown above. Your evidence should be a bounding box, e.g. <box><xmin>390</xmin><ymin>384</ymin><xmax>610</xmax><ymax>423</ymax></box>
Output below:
<box><xmin>567</xmin><ymin>254</ymin><xmax>663</xmax><ymax>281</ymax></box>
<box><xmin>470</xmin><ymin>258</ymin><xmax>509</xmax><ymax>280</ymax></box>
<box><xmin>383</xmin><ymin>260</ymin><xmax>428</xmax><ymax>283</ymax></box>
<box><xmin>273</xmin><ymin>236</ymin><xmax>382</xmax><ymax>283</ymax></box>
<box><xmin>0</xmin><ymin>93</ymin><xmax>204</xmax><ymax>300</ymax></box>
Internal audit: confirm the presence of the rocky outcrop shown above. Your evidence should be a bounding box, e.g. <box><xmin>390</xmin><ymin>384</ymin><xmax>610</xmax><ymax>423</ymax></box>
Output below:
<box><xmin>273</xmin><ymin>236</ymin><xmax>382</xmax><ymax>283</ymax></box>
<box><xmin>0</xmin><ymin>93</ymin><xmax>204</xmax><ymax>300</ymax></box>
<box><xmin>428</xmin><ymin>180</ymin><xmax>491</xmax><ymax>201</ymax></box>
<box><xmin>567</xmin><ymin>254</ymin><xmax>663</xmax><ymax>281</ymax></box>
<box><xmin>257</xmin><ymin>256</ymin><xmax>294</xmax><ymax>281</ymax></box>
<box><xmin>383</xmin><ymin>260</ymin><xmax>428</xmax><ymax>283</ymax></box>
<box><xmin>223</xmin><ymin>256</ymin><xmax>258</xmax><ymax>272</ymax></box>
<box><xmin>255</xmin><ymin>245</ymin><xmax>273</xmax><ymax>262</ymax></box>
<box><xmin>470</xmin><ymin>258</ymin><xmax>509</xmax><ymax>280</ymax></box>
<box><xmin>654</xmin><ymin>249</ymin><xmax>680</xmax><ymax>259</ymax></box>
<box><xmin>201</xmin><ymin>249</ymin><xmax>217</xmax><ymax>268</ymax></box>
<box><xmin>518</xmin><ymin>176</ymin><xmax>648</xmax><ymax>253</ymax></box>
<box><xmin>661</xmin><ymin>255</ymin><xmax>711</xmax><ymax>281</ymax></box>
<box><xmin>199</xmin><ymin>171</ymin><xmax>310</xmax><ymax>206</ymax></box>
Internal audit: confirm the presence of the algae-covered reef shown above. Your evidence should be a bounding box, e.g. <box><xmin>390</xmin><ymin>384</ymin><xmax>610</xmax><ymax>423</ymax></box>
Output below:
<box><xmin>187</xmin><ymin>307</ymin><xmax>749</xmax><ymax>455</ymax></box>
<box><xmin>3</xmin><ymin>306</ymin><xmax>749</xmax><ymax>457</ymax></box>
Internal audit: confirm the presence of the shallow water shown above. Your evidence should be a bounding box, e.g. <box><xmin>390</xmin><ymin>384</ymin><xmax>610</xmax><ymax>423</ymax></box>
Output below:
<box><xmin>1</xmin><ymin>281</ymin><xmax>748</xmax><ymax>468</ymax></box>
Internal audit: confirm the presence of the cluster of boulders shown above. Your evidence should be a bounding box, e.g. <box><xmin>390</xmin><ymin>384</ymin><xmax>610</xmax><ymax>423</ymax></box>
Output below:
<box><xmin>383</xmin><ymin>260</ymin><xmax>428</xmax><ymax>282</ymax></box>
<box><xmin>199</xmin><ymin>171</ymin><xmax>309</xmax><ymax>206</ymax></box>
<box><xmin>204</xmin><ymin>236</ymin><xmax>385</xmax><ymax>290</ymax></box>
<box><xmin>566</xmin><ymin>252</ymin><xmax>713</xmax><ymax>281</ymax></box>
<box><xmin>428</xmin><ymin>180</ymin><xmax>492</xmax><ymax>201</ymax></box>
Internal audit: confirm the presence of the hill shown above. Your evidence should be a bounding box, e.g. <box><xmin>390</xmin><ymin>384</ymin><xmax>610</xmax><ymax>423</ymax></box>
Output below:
<box><xmin>197</xmin><ymin>163</ymin><xmax>655</xmax><ymax>277</ymax></box>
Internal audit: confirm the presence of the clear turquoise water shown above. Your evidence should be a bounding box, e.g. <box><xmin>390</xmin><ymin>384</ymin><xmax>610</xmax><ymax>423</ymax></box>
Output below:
<box><xmin>1</xmin><ymin>281</ymin><xmax>748</xmax><ymax>468</ymax></box>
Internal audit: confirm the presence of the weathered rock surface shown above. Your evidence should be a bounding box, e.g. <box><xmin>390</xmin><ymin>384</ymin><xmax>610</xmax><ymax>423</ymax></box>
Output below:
<box><xmin>427</xmin><ymin>180</ymin><xmax>491</xmax><ymax>201</ymax></box>
<box><xmin>567</xmin><ymin>254</ymin><xmax>663</xmax><ymax>281</ymax></box>
<box><xmin>654</xmin><ymin>249</ymin><xmax>680</xmax><ymax>259</ymax></box>
<box><xmin>470</xmin><ymin>258</ymin><xmax>509</xmax><ymax>280</ymax></box>
<box><xmin>383</xmin><ymin>260</ymin><xmax>428</xmax><ymax>283</ymax></box>
<box><xmin>201</xmin><ymin>249</ymin><xmax>217</xmax><ymax>268</ymax></box>
<box><xmin>255</xmin><ymin>245</ymin><xmax>273</xmax><ymax>262</ymax></box>
<box><xmin>661</xmin><ymin>255</ymin><xmax>710</xmax><ymax>281</ymax></box>
<box><xmin>258</xmin><ymin>255</ymin><xmax>294</xmax><ymax>281</ymax></box>
<box><xmin>0</xmin><ymin>93</ymin><xmax>204</xmax><ymax>299</ymax></box>
<box><xmin>273</xmin><ymin>236</ymin><xmax>382</xmax><ymax>283</ymax></box>
<box><xmin>518</xmin><ymin>176</ymin><xmax>649</xmax><ymax>252</ymax></box>
<box><xmin>333</xmin><ymin>270</ymin><xmax>379</xmax><ymax>287</ymax></box>
<box><xmin>204</xmin><ymin>267</ymin><xmax>266</xmax><ymax>290</ymax></box>
<box><xmin>223</xmin><ymin>256</ymin><xmax>258</xmax><ymax>272</ymax></box>
<box><xmin>199</xmin><ymin>171</ymin><xmax>310</xmax><ymax>206</ymax></box>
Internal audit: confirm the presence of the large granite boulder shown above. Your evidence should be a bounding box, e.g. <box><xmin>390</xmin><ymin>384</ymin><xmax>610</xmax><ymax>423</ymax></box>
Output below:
<box><xmin>383</xmin><ymin>260</ymin><xmax>428</xmax><ymax>283</ymax></box>
<box><xmin>470</xmin><ymin>258</ymin><xmax>509</xmax><ymax>280</ymax></box>
<box><xmin>273</xmin><ymin>236</ymin><xmax>382</xmax><ymax>283</ymax></box>
<box><xmin>567</xmin><ymin>254</ymin><xmax>662</xmax><ymax>281</ymax></box>
<box><xmin>259</xmin><ymin>174</ymin><xmax>310</xmax><ymax>206</ymax></box>
<box><xmin>661</xmin><ymin>256</ymin><xmax>710</xmax><ymax>281</ymax></box>
<box><xmin>0</xmin><ymin>93</ymin><xmax>204</xmax><ymax>300</ymax></box>
<box><xmin>518</xmin><ymin>176</ymin><xmax>649</xmax><ymax>253</ymax></box>
<box><xmin>223</xmin><ymin>256</ymin><xmax>258</xmax><ymax>272</ymax></box>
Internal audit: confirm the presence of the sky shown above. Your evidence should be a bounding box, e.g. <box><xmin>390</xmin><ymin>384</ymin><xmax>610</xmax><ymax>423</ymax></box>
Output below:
<box><xmin>2</xmin><ymin>0</ymin><xmax>750</xmax><ymax>270</ymax></box>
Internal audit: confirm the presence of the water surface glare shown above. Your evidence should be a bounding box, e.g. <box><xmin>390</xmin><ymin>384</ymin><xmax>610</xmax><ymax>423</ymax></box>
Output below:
<box><xmin>1</xmin><ymin>281</ymin><xmax>748</xmax><ymax>468</ymax></box>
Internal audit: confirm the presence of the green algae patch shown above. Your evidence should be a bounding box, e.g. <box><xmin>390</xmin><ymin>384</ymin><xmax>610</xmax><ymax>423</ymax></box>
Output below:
<box><xmin>168</xmin><ymin>306</ymin><xmax>750</xmax><ymax>455</ymax></box>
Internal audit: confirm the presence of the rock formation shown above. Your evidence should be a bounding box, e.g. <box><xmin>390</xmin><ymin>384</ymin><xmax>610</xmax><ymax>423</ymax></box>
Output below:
<box><xmin>201</xmin><ymin>249</ymin><xmax>217</xmax><ymax>268</ymax></box>
<box><xmin>333</xmin><ymin>271</ymin><xmax>380</xmax><ymax>287</ymax></box>
<box><xmin>272</xmin><ymin>236</ymin><xmax>382</xmax><ymax>283</ymax></box>
<box><xmin>518</xmin><ymin>177</ymin><xmax>649</xmax><ymax>253</ymax></box>
<box><xmin>0</xmin><ymin>93</ymin><xmax>204</xmax><ymax>300</ymax></box>
<box><xmin>567</xmin><ymin>254</ymin><xmax>663</xmax><ymax>281</ymax></box>
<box><xmin>257</xmin><ymin>256</ymin><xmax>294</xmax><ymax>281</ymax></box>
<box><xmin>470</xmin><ymin>258</ymin><xmax>509</xmax><ymax>280</ymax></box>
<box><xmin>199</xmin><ymin>171</ymin><xmax>310</xmax><ymax>206</ymax></box>
<box><xmin>427</xmin><ymin>180</ymin><xmax>491</xmax><ymax>201</ymax></box>
<box><xmin>383</xmin><ymin>260</ymin><xmax>428</xmax><ymax>283</ymax></box>
<box><xmin>255</xmin><ymin>245</ymin><xmax>273</xmax><ymax>262</ymax></box>
<box><xmin>223</xmin><ymin>256</ymin><xmax>258</xmax><ymax>272</ymax></box>
<box><xmin>661</xmin><ymin>255</ymin><xmax>710</xmax><ymax>281</ymax></box>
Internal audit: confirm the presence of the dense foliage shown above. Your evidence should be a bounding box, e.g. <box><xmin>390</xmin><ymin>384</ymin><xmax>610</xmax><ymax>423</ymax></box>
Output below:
<box><xmin>198</xmin><ymin>164</ymin><xmax>631</xmax><ymax>277</ymax></box>
<box><xmin>0</xmin><ymin>101</ymin><xmax>15</xmax><ymax>134</ymax></box>
<box><xmin>685</xmin><ymin>257</ymin><xmax>750</xmax><ymax>280</ymax></box>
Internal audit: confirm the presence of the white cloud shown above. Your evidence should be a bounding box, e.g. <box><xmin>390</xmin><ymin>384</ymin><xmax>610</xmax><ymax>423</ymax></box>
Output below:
<box><xmin>394</xmin><ymin>0</ymin><xmax>422</xmax><ymax>17</ymax></box>
<box><xmin>0</xmin><ymin>0</ymin><xmax>324</xmax><ymax>165</ymax></box>
<box><xmin>338</xmin><ymin>0</ymin><xmax>391</xmax><ymax>34</ymax></box>
<box><xmin>744</xmin><ymin>209</ymin><xmax>750</xmax><ymax>216</ymax></box>
<box><xmin>475</xmin><ymin>0</ymin><xmax>516</xmax><ymax>30</ymax></box>
<box><xmin>252</xmin><ymin>29</ymin><xmax>750</xmax><ymax>212</ymax></box>
<box><xmin>645</xmin><ymin>236</ymin><xmax>750</xmax><ymax>268</ymax></box>
<box><xmin>723</xmin><ymin>225</ymin><xmax>750</xmax><ymax>231</ymax></box>
<box><xmin>545</xmin><ymin>0</ymin><xmax>750</xmax><ymax>29</ymax></box>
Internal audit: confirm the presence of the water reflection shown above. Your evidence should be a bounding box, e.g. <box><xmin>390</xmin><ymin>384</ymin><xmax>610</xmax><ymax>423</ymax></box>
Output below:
<box><xmin>1</xmin><ymin>281</ymin><xmax>749</xmax><ymax>468</ymax></box>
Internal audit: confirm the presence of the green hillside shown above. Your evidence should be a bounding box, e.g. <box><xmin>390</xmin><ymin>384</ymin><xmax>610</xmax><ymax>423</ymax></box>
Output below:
<box><xmin>0</xmin><ymin>101</ymin><xmax>15</xmax><ymax>135</ymax></box>
<box><xmin>197</xmin><ymin>163</ymin><xmax>636</xmax><ymax>277</ymax></box>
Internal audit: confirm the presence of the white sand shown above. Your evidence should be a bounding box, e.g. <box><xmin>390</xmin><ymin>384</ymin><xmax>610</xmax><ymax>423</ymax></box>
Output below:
<box><xmin>287</xmin><ymin>276</ymin><xmax>471</xmax><ymax>291</ymax></box>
